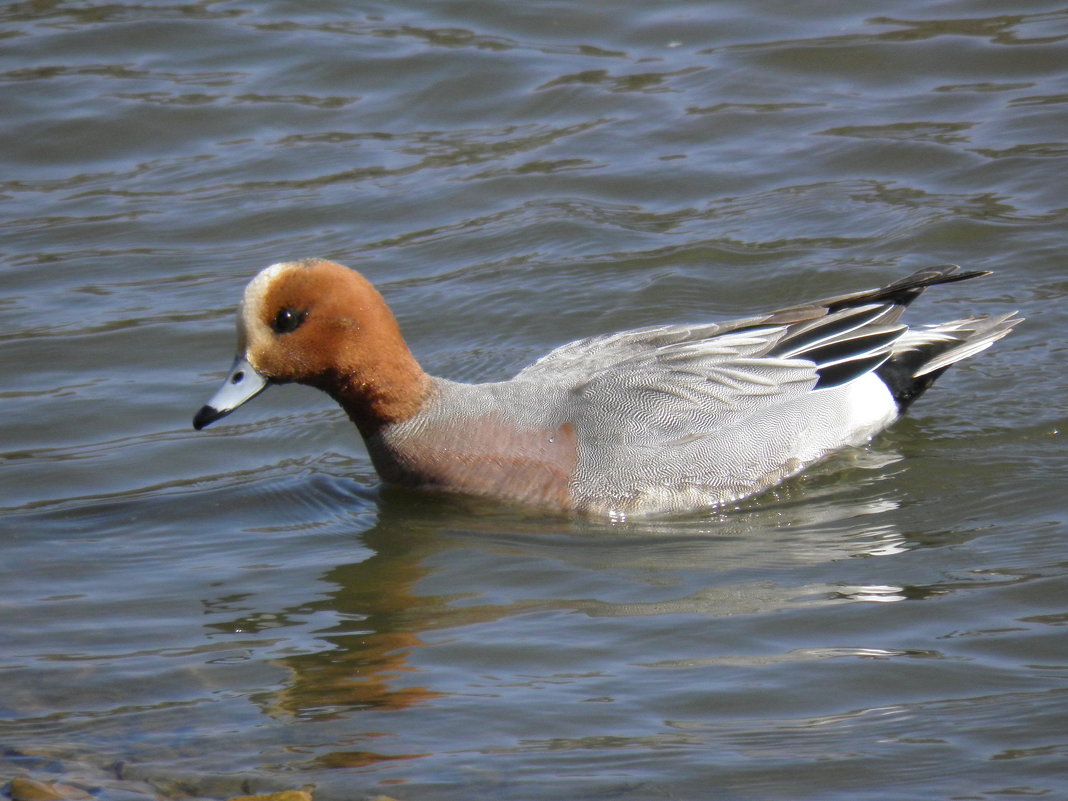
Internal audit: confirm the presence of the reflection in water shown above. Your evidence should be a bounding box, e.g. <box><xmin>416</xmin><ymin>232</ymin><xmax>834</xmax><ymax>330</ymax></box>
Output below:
<box><xmin>210</xmin><ymin>444</ymin><xmax>924</xmax><ymax>770</ymax></box>
<box><xmin>258</xmin><ymin>525</ymin><xmax>448</xmax><ymax>719</ymax></box>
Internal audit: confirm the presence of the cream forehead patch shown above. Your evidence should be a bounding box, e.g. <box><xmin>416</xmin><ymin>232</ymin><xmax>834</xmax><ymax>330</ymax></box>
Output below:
<box><xmin>237</xmin><ymin>262</ymin><xmax>296</xmax><ymax>350</ymax></box>
<box><xmin>241</xmin><ymin>261</ymin><xmax>295</xmax><ymax>322</ymax></box>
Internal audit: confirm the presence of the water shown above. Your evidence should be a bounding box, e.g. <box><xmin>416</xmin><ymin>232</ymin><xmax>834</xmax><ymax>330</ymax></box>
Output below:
<box><xmin>3</xmin><ymin>1</ymin><xmax>1067</xmax><ymax>799</ymax></box>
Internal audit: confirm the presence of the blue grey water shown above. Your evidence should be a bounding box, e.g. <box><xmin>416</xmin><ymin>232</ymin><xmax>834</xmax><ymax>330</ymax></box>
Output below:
<box><xmin>2</xmin><ymin>1</ymin><xmax>1067</xmax><ymax>799</ymax></box>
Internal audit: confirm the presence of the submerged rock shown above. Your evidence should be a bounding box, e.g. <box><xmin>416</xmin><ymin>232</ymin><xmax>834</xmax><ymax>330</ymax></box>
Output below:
<box><xmin>7</xmin><ymin>776</ymin><xmax>93</xmax><ymax>801</ymax></box>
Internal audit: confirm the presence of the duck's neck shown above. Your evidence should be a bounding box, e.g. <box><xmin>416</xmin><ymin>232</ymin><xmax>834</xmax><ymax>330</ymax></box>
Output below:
<box><xmin>318</xmin><ymin>354</ymin><xmax>434</xmax><ymax>440</ymax></box>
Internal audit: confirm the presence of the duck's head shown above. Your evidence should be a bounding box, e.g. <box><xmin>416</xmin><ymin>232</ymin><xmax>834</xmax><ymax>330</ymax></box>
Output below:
<box><xmin>193</xmin><ymin>259</ymin><xmax>429</xmax><ymax>437</ymax></box>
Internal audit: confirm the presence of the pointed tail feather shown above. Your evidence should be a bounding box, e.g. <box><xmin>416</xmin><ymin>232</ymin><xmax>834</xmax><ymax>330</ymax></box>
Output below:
<box><xmin>876</xmin><ymin>312</ymin><xmax>1022</xmax><ymax>411</ymax></box>
<box><xmin>787</xmin><ymin>264</ymin><xmax>990</xmax><ymax>315</ymax></box>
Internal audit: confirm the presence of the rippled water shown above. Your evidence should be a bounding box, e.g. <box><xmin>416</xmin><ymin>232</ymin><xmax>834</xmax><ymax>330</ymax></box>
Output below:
<box><xmin>3</xmin><ymin>1</ymin><xmax>1067</xmax><ymax>799</ymax></box>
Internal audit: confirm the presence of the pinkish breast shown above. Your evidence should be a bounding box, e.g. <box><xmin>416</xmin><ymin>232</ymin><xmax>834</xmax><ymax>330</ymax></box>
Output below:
<box><xmin>367</xmin><ymin>415</ymin><xmax>579</xmax><ymax>512</ymax></box>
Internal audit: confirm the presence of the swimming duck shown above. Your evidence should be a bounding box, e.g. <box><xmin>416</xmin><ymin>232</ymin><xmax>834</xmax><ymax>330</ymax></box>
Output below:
<box><xmin>193</xmin><ymin>260</ymin><xmax>1018</xmax><ymax>518</ymax></box>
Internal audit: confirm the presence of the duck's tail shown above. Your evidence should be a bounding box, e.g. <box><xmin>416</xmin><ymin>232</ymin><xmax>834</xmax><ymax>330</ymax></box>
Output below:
<box><xmin>774</xmin><ymin>264</ymin><xmax>1021</xmax><ymax>409</ymax></box>
<box><xmin>876</xmin><ymin>311</ymin><xmax>1021</xmax><ymax>411</ymax></box>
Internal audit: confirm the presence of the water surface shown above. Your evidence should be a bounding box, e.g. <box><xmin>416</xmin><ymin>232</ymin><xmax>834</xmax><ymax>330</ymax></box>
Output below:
<box><xmin>3</xmin><ymin>1</ymin><xmax>1067</xmax><ymax>799</ymax></box>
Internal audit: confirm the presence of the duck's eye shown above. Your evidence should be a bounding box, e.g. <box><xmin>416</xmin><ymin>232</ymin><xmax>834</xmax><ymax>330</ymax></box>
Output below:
<box><xmin>272</xmin><ymin>307</ymin><xmax>307</xmax><ymax>335</ymax></box>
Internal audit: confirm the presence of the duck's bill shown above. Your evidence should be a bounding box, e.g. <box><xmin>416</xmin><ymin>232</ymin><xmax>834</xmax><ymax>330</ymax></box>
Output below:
<box><xmin>193</xmin><ymin>355</ymin><xmax>269</xmax><ymax>430</ymax></box>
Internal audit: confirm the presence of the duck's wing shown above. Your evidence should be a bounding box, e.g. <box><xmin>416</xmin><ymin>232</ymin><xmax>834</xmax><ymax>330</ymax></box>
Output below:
<box><xmin>564</xmin><ymin>300</ymin><xmax>908</xmax><ymax>446</ymax></box>
<box><xmin>516</xmin><ymin>264</ymin><xmax>984</xmax><ymax>386</ymax></box>
<box><xmin>513</xmin><ymin>309</ymin><xmax>816</xmax><ymax>385</ymax></box>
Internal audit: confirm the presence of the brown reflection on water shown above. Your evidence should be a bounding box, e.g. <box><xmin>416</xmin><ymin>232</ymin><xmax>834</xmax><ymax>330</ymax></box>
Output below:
<box><xmin>263</xmin><ymin>525</ymin><xmax>448</xmax><ymax>721</ymax></box>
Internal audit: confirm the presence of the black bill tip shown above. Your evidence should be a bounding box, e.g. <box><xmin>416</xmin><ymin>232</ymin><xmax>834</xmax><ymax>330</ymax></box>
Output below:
<box><xmin>193</xmin><ymin>405</ymin><xmax>228</xmax><ymax>431</ymax></box>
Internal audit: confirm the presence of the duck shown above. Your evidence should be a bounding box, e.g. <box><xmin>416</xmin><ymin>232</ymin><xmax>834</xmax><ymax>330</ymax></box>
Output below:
<box><xmin>193</xmin><ymin>259</ymin><xmax>1018</xmax><ymax>519</ymax></box>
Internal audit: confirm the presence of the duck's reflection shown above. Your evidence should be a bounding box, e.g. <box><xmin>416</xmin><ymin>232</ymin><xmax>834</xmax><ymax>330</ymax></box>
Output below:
<box><xmin>259</xmin><ymin>515</ymin><xmax>450</xmax><ymax>721</ymax></box>
<box><xmin>216</xmin><ymin>445</ymin><xmax>933</xmax><ymax>767</ymax></box>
